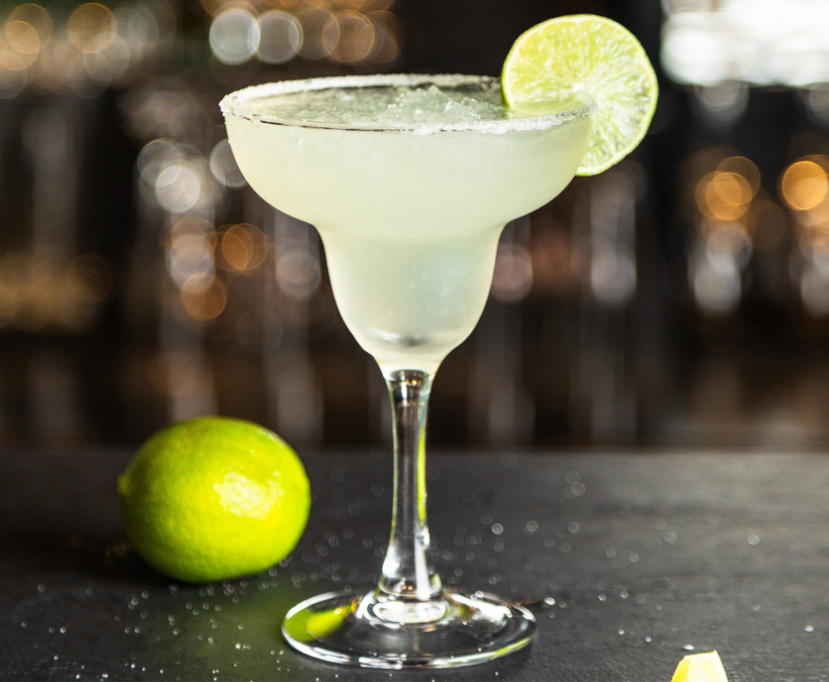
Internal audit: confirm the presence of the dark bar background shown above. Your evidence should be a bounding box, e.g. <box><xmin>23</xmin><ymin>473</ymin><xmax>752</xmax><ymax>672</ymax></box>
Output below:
<box><xmin>2</xmin><ymin>0</ymin><xmax>828</xmax><ymax>451</ymax></box>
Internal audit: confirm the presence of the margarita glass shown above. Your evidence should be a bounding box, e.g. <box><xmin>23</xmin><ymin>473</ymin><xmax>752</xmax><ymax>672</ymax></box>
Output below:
<box><xmin>221</xmin><ymin>73</ymin><xmax>592</xmax><ymax>668</ymax></box>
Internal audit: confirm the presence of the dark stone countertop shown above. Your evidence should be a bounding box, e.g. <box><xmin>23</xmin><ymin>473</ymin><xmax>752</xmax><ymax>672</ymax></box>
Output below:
<box><xmin>1</xmin><ymin>446</ymin><xmax>827</xmax><ymax>681</ymax></box>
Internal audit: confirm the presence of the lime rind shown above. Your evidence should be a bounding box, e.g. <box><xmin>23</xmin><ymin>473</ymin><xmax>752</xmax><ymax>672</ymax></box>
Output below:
<box><xmin>502</xmin><ymin>14</ymin><xmax>658</xmax><ymax>176</ymax></box>
<box><xmin>671</xmin><ymin>651</ymin><xmax>729</xmax><ymax>682</ymax></box>
<box><xmin>118</xmin><ymin>417</ymin><xmax>311</xmax><ymax>583</ymax></box>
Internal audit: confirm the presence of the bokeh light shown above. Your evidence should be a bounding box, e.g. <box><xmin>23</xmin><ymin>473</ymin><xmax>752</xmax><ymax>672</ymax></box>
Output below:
<box><xmin>202</xmin><ymin>0</ymin><xmax>400</xmax><ymax>67</ymax></box>
<box><xmin>780</xmin><ymin>158</ymin><xmax>829</xmax><ymax>211</ymax></box>
<box><xmin>323</xmin><ymin>11</ymin><xmax>375</xmax><ymax>63</ymax></box>
<box><xmin>6</xmin><ymin>20</ymin><xmax>43</xmax><ymax>57</ymax></box>
<box><xmin>8</xmin><ymin>4</ymin><xmax>53</xmax><ymax>46</ymax></box>
<box><xmin>0</xmin><ymin>0</ymin><xmax>178</xmax><ymax>93</ymax></box>
<box><xmin>687</xmin><ymin>150</ymin><xmax>767</xmax><ymax>316</ymax></box>
<box><xmin>180</xmin><ymin>273</ymin><xmax>227</xmax><ymax>321</ymax></box>
<box><xmin>800</xmin><ymin>267</ymin><xmax>829</xmax><ymax>316</ymax></box>
<box><xmin>591</xmin><ymin>247</ymin><xmax>637</xmax><ymax>306</ymax></box>
<box><xmin>0</xmin><ymin>50</ymin><xmax>29</xmax><ymax>98</ymax></box>
<box><xmin>296</xmin><ymin>7</ymin><xmax>333</xmax><ymax>60</ymax></box>
<box><xmin>701</xmin><ymin>219</ymin><xmax>752</xmax><ymax>258</ymax></box>
<box><xmin>67</xmin><ymin>3</ymin><xmax>117</xmax><ymax>54</ymax></box>
<box><xmin>691</xmin><ymin>250</ymin><xmax>742</xmax><ymax>314</ymax></box>
<box><xmin>154</xmin><ymin>159</ymin><xmax>206</xmax><ymax>213</ymax></box>
<box><xmin>220</xmin><ymin>224</ymin><xmax>269</xmax><ymax>272</ymax></box>
<box><xmin>717</xmin><ymin>156</ymin><xmax>761</xmax><ymax>197</ymax></box>
<box><xmin>83</xmin><ymin>33</ymin><xmax>130</xmax><ymax>82</ymax></box>
<box><xmin>661</xmin><ymin>0</ymin><xmax>829</xmax><ymax>87</ymax></box>
<box><xmin>167</xmin><ymin>217</ymin><xmax>216</xmax><ymax>288</ymax></box>
<box><xmin>209</xmin><ymin>8</ymin><xmax>260</xmax><ymax>65</ymax></box>
<box><xmin>257</xmin><ymin>9</ymin><xmax>303</xmax><ymax>64</ymax></box>
<box><xmin>696</xmin><ymin>170</ymin><xmax>754</xmax><ymax>221</ymax></box>
<box><xmin>805</xmin><ymin>86</ymin><xmax>829</xmax><ymax>125</ymax></box>
<box><xmin>0</xmin><ymin>251</ymin><xmax>113</xmax><ymax>333</ymax></box>
<box><xmin>491</xmin><ymin>244</ymin><xmax>533</xmax><ymax>302</ymax></box>
<box><xmin>210</xmin><ymin>139</ymin><xmax>247</xmax><ymax>189</ymax></box>
<box><xmin>276</xmin><ymin>246</ymin><xmax>321</xmax><ymax>299</ymax></box>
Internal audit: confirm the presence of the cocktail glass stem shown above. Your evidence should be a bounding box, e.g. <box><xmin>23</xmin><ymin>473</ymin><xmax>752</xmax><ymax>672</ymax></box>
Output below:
<box><xmin>378</xmin><ymin>368</ymin><xmax>442</xmax><ymax>603</ymax></box>
<box><xmin>281</xmin><ymin>364</ymin><xmax>536</xmax><ymax>668</ymax></box>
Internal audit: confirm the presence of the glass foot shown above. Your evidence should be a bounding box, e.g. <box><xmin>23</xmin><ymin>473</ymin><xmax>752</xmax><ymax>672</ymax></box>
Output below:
<box><xmin>282</xmin><ymin>588</ymin><xmax>536</xmax><ymax>669</ymax></box>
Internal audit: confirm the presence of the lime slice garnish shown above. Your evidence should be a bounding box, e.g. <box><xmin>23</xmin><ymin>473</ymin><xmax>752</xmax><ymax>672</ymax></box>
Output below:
<box><xmin>502</xmin><ymin>14</ymin><xmax>658</xmax><ymax>176</ymax></box>
<box><xmin>671</xmin><ymin>651</ymin><xmax>729</xmax><ymax>682</ymax></box>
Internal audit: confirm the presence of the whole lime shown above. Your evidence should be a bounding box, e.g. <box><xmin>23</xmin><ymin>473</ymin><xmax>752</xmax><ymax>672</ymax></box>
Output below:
<box><xmin>117</xmin><ymin>417</ymin><xmax>310</xmax><ymax>583</ymax></box>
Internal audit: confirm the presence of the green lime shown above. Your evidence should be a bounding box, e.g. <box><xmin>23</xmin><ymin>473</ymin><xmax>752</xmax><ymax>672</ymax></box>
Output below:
<box><xmin>502</xmin><ymin>14</ymin><xmax>658</xmax><ymax>176</ymax></box>
<box><xmin>117</xmin><ymin>417</ymin><xmax>310</xmax><ymax>583</ymax></box>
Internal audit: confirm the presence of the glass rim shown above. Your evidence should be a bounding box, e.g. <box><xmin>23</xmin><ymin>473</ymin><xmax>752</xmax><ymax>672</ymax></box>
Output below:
<box><xmin>219</xmin><ymin>73</ymin><xmax>594</xmax><ymax>134</ymax></box>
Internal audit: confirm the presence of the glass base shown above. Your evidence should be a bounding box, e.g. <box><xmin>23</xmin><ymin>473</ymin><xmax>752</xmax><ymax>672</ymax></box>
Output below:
<box><xmin>282</xmin><ymin>588</ymin><xmax>536</xmax><ymax>669</ymax></box>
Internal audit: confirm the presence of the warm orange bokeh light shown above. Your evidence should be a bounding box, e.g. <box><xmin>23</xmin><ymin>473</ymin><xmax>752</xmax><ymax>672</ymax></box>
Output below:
<box><xmin>716</xmin><ymin>156</ymin><xmax>761</xmax><ymax>198</ymax></box>
<box><xmin>324</xmin><ymin>11</ymin><xmax>375</xmax><ymax>63</ymax></box>
<box><xmin>169</xmin><ymin>217</ymin><xmax>216</xmax><ymax>258</ymax></box>
<box><xmin>260</xmin><ymin>0</ymin><xmax>302</xmax><ymax>8</ymax></box>
<box><xmin>180</xmin><ymin>273</ymin><xmax>227</xmax><ymax>321</ymax></box>
<box><xmin>220</xmin><ymin>223</ymin><xmax>269</xmax><ymax>272</ymax></box>
<box><xmin>697</xmin><ymin>171</ymin><xmax>752</xmax><ymax>221</ymax></box>
<box><xmin>781</xmin><ymin>158</ymin><xmax>829</xmax><ymax>211</ymax></box>
<box><xmin>6</xmin><ymin>20</ymin><xmax>43</xmax><ymax>56</ymax></box>
<box><xmin>10</xmin><ymin>4</ymin><xmax>53</xmax><ymax>28</ymax></box>
<box><xmin>711</xmin><ymin>171</ymin><xmax>752</xmax><ymax>207</ymax></box>
<box><xmin>67</xmin><ymin>3</ymin><xmax>116</xmax><ymax>54</ymax></box>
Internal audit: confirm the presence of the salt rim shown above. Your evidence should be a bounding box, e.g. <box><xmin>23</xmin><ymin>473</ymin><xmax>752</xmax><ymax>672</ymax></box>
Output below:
<box><xmin>219</xmin><ymin>73</ymin><xmax>593</xmax><ymax>135</ymax></box>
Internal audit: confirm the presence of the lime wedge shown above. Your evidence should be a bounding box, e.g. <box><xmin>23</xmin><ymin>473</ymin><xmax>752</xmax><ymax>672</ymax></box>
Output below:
<box><xmin>502</xmin><ymin>14</ymin><xmax>658</xmax><ymax>176</ymax></box>
<box><xmin>671</xmin><ymin>651</ymin><xmax>729</xmax><ymax>682</ymax></box>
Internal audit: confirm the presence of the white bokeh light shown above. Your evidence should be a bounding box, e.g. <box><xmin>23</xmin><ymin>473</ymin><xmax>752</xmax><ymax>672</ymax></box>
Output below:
<box><xmin>257</xmin><ymin>10</ymin><xmax>302</xmax><ymax>65</ymax></box>
<box><xmin>662</xmin><ymin>0</ymin><xmax>829</xmax><ymax>87</ymax></box>
<box><xmin>209</xmin><ymin>8</ymin><xmax>259</xmax><ymax>66</ymax></box>
<box><xmin>209</xmin><ymin>139</ymin><xmax>246</xmax><ymax>189</ymax></box>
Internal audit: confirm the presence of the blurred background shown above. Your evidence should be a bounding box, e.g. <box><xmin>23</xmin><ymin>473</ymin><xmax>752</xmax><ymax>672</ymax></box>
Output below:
<box><xmin>2</xmin><ymin>0</ymin><xmax>829</xmax><ymax>450</ymax></box>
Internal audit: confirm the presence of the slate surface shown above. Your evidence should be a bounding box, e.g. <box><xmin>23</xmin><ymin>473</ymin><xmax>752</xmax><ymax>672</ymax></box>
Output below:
<box><xmin>1</xmin><ymin>447</ymin><xmax>827</xmax><ymax>681</ymax></box>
